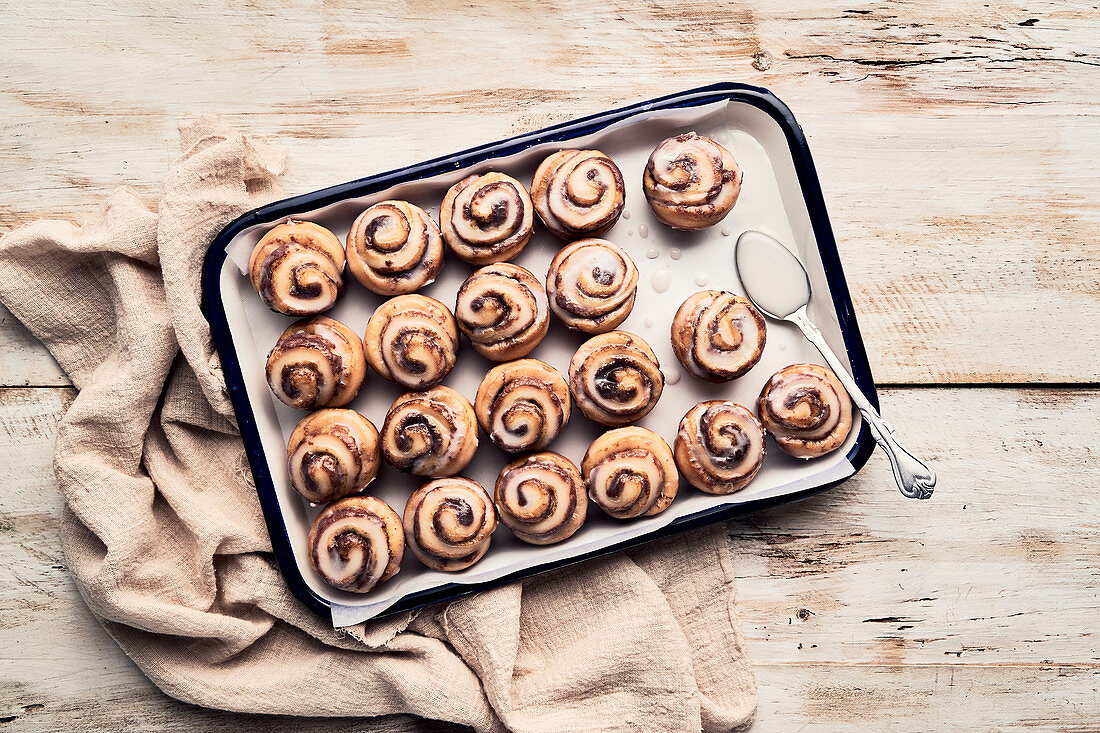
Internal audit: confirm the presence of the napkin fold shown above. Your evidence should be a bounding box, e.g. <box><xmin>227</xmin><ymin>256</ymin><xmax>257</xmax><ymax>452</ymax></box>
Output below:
<box><xmin>0</xmin><ymin>119</ymin><xmax>756</xmax><ymax>732</ymax></box>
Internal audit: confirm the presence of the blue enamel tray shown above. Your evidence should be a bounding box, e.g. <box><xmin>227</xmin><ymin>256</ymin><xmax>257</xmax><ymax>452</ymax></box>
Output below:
<box><xmin>202</xmin><ymin>82</ymin><xmax>877</xmax><ymax>623</ymax></box>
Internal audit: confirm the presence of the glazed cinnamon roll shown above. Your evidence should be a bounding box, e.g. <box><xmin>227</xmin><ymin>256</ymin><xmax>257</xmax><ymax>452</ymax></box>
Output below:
<box><xmin>643</xmin><ymin>133</ymin><xmax>742</xmax><ymax>230</ymax></box>
<box><xmin>287</xmin><ymin>409</ymin><xmax>381</xmax><ymax>504</ymax></box>
<box><xmin>531</xmin><ymin>149</ymin><xmax>625</xmax><ymax>240</ymax></box>
<box><xmin>758</xmin><ymin>363</ymin><xmax>854</xmax><ymax>459</ymax></box>
<box><xmin>671</xmin><ymin>290</ymin><xmax>767</xmax><ymax>382</ymax></box>
<box><xmin>569</xmin><ymin>331</ymin><xmax>663</xmax><ymax>426</ymax></box>
<box><xmin>346</xmin><ymin>200</ymin><xmax>443</xmax><ymax>295</ymax></box>
<box><xmin>249</xmin><ymin>220</ymin><xmax>345</xmax><ymax>316</ymax></box>
<box><xmin>364</xmin><ymin>294</ymin><xmax>459</xmax><ymax>390</ymax></box>
<box><xmin>474</xmin><ymin>359</ymin><xmax>570</xmax><ymax>453</ymax></box>
<box><xmin>380</xmin><ymin>386</ymin><xmax>478</xmax><ymax>477</ymax></box>
<box><xmin>546</xmin><ymin>238</ymin><xmax>639</xmax><ymax>334</ymax></box>
<box><xmin>440</xmin><ymin>172</ymin><xmax>534</xmax><ymax>264</ymax></box>
<box><xmin>495</xmin><ymin>452</ymin><xmax>586</xmax><ymax>545</ymax></box>
<box><xmin>455</xmin><ymin>263</ymin><xmax>548</xmax><ymax>361</ymax></box>
<box><xmin>307</xmin><ymin>496</ymin><xmax>404</xmax><ymax>593</ymax></box>
<box><xmin>266</xmin><ymin>316</ymin><xmax>366</xmax><ymax>410</ymax></box>
<box><xmin>403</xmin><ymin>477</ymin><xmax>497</xmax><ymax>571</ymax></box>
<box><xmin>674</xmin><ymin>401</ymin><xmax>765</xmax><ymax>494</ymax></box>
<box><xmin>582</xmin><ymin>427</ymin><xmax>678</xmax><ymax>519</ymax></box>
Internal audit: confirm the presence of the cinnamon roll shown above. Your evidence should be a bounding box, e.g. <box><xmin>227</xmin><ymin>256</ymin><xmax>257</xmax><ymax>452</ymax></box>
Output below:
<box><xmin>403</xmin><ymin>477</ymin><xmax>497</xmax><ymax>571</ymax></box>
<box><xmin>569</xmin><ymin>331</ymin><xmax>663</xmax><ymax>426</ymax></box>
<box><xmin>582</xmin><ymin>427</ymin><xmax>678</xmax><ymax>519</ymax></box>
<box><xmin>671</xmin><ymin>290</ymin><xmax>767</xmax><ymax>382</ymax></box>
<box><xmin>531</xmin><ymin>149</ymin><xmax>625</xmax><ymax>240</ymax></box>
<box><xmin>546</xmin><ymin>238</ymin><xmax>639</xmax><ymax>334</ymax></box>
<box><xmin>346</xmin><ymin>200</ymin><xmax>443</xmax><ymax>295</ymax></box>
<box><xmin>307</xmin><ymin>496</ymin><xmax>404</xmax><ymax>593</ymax></box>
<box><xmin>758</xmin><ymin>363</ymin><xmax>854</xmax><ymax>459</ymax></box>
<box><xmin>364</xmin><ymin>294</ymin><xmax>459</xmax><ymax>390</ymax></box>
<box><xmin>249</xmin><ymin>220</ymin><xmax>345</xmax><ymax>316</ymax></box>
<box><xmin>643</xmin><ymin>133</ymin><xmax>742</xmax><ymax>230</ymax></box>
<box><xmin>266</xmin><ymin>316</ymin><xmax>366</xmax><ymax>410</ymax></box>
<box><xmin>440</xmin><ymin>172</ymin><xmax>534</xmax><ymax>264</ymax></box>
<box><xmin>495</xmin><ymin>452</ymin><xmax>586</xmax><ymax>545</ymax></box>
<box><xmin>455</xmin><ymin>263</ymin><xmax>549</xmax><ymax>361</ymax></box>
<box><xmin>381</xmin><ymin>386</ymin><xmax>478</xmax><ymax>477</ymax></box>
<box><xmin>287</xmin><ymin>409</ymin><xmax>381</xmax><ymax>504</ymax></box>
<box><xmin>474</xmin><ymin>359</ymin><xmax>570</xmax><ymax>453</ymax></box>
<box><xmin>674</xmin><ymin>401</ymin><xmax>765</xmax><ymax>494</ymax></box>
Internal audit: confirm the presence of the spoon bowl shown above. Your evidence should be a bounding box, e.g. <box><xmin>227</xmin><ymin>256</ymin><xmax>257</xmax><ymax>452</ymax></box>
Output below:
<box><xmin>734</xmin><ymin>230</ymin><xmax>811</xmax><ymax>319</ymax></box>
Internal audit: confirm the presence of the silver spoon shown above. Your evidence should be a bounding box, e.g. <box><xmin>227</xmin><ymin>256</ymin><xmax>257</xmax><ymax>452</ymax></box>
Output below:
<box><xmin>735</xmin><ymin>230</ymin><xmax>936</xmax><ymax>500</ymax></box>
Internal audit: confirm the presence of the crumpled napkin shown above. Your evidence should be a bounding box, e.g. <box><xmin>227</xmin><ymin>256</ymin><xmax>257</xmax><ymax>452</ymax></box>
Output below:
<box><xmin>0</xmin><ymin>119</ymin><xmax>756</xmax><ymax>732</ymax></box>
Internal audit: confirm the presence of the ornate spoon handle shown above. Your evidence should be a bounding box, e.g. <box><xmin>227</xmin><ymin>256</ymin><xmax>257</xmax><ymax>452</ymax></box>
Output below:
<box><xmin>789</xmin><ymin>307</ymin><xmax>936</xmax><ymax>500</ymax></box>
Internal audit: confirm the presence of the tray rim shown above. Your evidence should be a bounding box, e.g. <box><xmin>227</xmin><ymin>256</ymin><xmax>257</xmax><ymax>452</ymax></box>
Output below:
<box><xmin>201</xmin><ymin>81</ymin><xmax>879</xmax><ymax>621</ymax></box>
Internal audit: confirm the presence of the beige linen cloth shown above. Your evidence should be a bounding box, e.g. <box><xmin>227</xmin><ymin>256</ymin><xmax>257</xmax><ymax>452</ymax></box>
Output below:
<box><xmin>0</xmin><ymin>121</ymin><xmax>756</xmax><ymax>732</ymax></box>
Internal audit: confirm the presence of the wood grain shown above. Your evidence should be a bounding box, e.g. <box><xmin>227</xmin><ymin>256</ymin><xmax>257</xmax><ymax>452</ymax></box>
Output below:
<box><xmin>1</xmin><ymin>1</ymin><xmax>1098</xmax><ymax>384</ymax></box>
<box><xmin>2</xmin><ymin>386</ymin><xmax>1096</xmax><ymax>729</ymax></box>
<box><xmin>2</xmin><ymin>1</ymin><xmax>1098</xmax><ymax>730</ymax></box>
<box><xmin>733</xmin><ymin>387</ymin><xmax>1100</xmax><ymax>668</ymax></box>
<box><xmin>0</xmin><ymin>305</ymin><xmax>66</xmax><ymax>387</ymax></box>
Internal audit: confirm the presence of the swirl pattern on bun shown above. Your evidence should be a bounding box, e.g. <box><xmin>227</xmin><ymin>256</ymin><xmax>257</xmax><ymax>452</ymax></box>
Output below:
<box><xmin>455</xmin><ymin>263</ymin><xmax>549</xmax><ymax>361</ymax></box>
<box><xmin>674</xmin><ymin>401</ymin><xmax>765</xmax><ymax>494</ymax></box>
<box><xmin>671</xmin><ymin>290</ymin><xmax>766</xmax><ymax>382</ymax></box>
<box><xmin>495</xmin><ymin>452</ymin><xmax>586</xmax><ymax>545</ymax></box>
<box><xmin>440</xmin><ymin>172</ymin><xmax>534</xmax><ymax>264</ymax></box>
<box><xmin>266</xmin><ymin>316</ymin><xmax>366</xmax><ymax>410</ymax></box>
<box><xmin>346</xmin><ymin>200</ymin><xmax>443</xmax><ymax>295</ymax></box>
<box><xmin>643</xmin><ymin>133</ymin><xmax>742</xmax><ymax>230</ymax></box>
<box><xmin>403</xmin><ymin>477</ymin><xmax>497</xmax><ymax>571</ymax></box>
<box><xmin>380</xmin><ymin>386</ymin><xmax>478</xmax><ymax>477</ymax></box>
<box><xmin>531</xmin><ymin>149</ymin><xmax>625</xmax><ymax>240</ymax></box>
<box><xmin>758</xmin><ymin>363</ymin><xmax>854</xmax><ymax>459</ymax></box>
<box><xmin>287</xmin><ymin>409</ymin><xmax>381</xmax><ymax>504</ymax></box>
<box><xmin>249</xmin><ymin>220</ymin><xmax>345</xmax><ymax>316</ymax></box>
<box><xmin>546</xmin><ymin>238</ymin><xmax>639</xmax><ymax>334</ymax></box>
<box><xmin>582</xmin><ymin>426</ymin><xmax>678</xmax><ymax>519</ymax></box>
<box><xmin>307</xmin><ymin>496</ymin><xmax>404</xmax><ymax>593</ymax></box>
<box><xmin>569</xmin><ymin>331</ymin><xmax>663</xmax><ymax>426</ymax></box>
<box><xmin>474</xmin><ymin>359</ymin><xmax>570</xmax><ymax>453</ymax></box>
<box><xmin>364</xmin><ymin>294</ymin><xmax>459</xmax><ymax>390</ymax></box>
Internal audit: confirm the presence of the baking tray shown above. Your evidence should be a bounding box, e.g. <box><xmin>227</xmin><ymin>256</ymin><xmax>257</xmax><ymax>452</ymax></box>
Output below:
<box><xmin>202</xmin><ymin>82</ymin><xmax>877</xmax><ymax>626</ymax></box>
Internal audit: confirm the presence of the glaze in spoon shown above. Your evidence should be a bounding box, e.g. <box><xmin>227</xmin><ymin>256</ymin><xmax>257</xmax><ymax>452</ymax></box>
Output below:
<box><xmin>735</xmin><ymin>230</ymin><xmax>936</xmax><ymax>500</ymax></box>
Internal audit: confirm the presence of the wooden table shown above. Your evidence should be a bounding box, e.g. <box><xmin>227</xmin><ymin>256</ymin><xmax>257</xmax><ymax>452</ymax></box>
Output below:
<box><xmin>2</xmin><ymin>2</ymin><xmax>1097</xmax><ymax>730</ymax></box>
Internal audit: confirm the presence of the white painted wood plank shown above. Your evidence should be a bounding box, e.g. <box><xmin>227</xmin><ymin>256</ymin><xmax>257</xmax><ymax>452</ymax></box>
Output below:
<box><xmin>0</xmin><ymin>304</ymin><xmax>67</xmax><ymax>387</ymax></box>
<box><xmin>730</xmin><ymin>387</ymin><xmax>1100</xmax><ymax>667</ymax></box>
<box><xmin>752</xmin><ymin>663</ymin><xmax>1100</xmax><ymax>732</ymax></box>
<box><xmin>1</xmin><ymin>386</ymin><xmax>1096</xmax><ymax>729</ymax></box>
<box><xmin>0</xmin><ymin>2</ymin><xmax>1097</xmax><ymax>384</ymax></box>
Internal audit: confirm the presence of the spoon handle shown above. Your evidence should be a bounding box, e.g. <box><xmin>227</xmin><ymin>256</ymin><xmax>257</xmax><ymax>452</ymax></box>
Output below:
<box><xmin>789</xmin><ymin>308</ymin><xmax>936</xmax><ymax>500</ymax></box>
